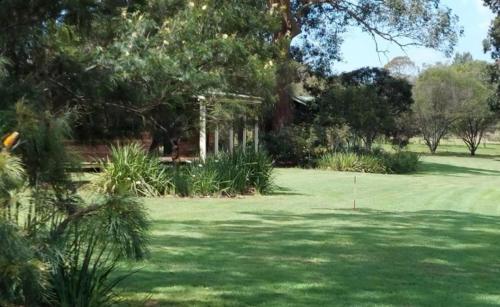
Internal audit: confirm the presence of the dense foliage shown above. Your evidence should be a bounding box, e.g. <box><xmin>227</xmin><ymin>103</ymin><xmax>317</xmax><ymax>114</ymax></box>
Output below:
<box><xmin>0</xmin><ymin>0</ymin><xmax>462</xmax><ymax>133</ymax></box>
<box><xmin>313</xmin><ymin>67</ymin><xmax>414</xmax><ymax>150</ymax></box>
<box><xmin>0</xmin><ymin>0</ymin><xmax>278</xmax><ymax>145</ymax></box>
<box><xmin>263</xmin><ymin>124</ymin><xmax>325</xmax><ymax>166</ymax></box>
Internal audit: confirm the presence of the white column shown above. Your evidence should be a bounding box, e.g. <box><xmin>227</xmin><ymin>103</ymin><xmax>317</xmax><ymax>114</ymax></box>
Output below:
<box><xmin>199</xmin><ymin>99</ymin><xmax>207</xmax><ymax>162</ymax></box>
<box><xmin>229</xmin><ymin>124</ymin><xmax>234</xmax><ymax>155</ymax></box>
<box><xmin>254</xmin><ymin>117</ymin><xmax>259</xmax><ymax>153</ymax></box>
<box><xmin>214</xmin><ymin>123</ymin><xmax>219</xmax><ymax>156</ymax></box>
<box><xmin>242</xmin><ymin>116</ymin><xmax>247</xmax><ymax>153</ymax></box>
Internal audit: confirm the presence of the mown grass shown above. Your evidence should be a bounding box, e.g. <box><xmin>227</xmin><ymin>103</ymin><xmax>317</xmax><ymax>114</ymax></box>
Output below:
<box><xmin>116</xmin><ymin>143</ymin><xmax>500</xmax><ymax>306</ymax></box>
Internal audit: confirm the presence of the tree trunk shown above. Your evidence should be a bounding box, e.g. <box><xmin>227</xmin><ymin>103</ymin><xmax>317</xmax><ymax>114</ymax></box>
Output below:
<box><xmin>270</xmin><ymin>0</ymin><xmax>300</xmax><ymax>130</ymax></box>
<box><xmin>149</xmin><ymin>134</ymin><xmax>160</xmax><ymax>154</ymax></box>
<box><xmin>163</xmin><ymin>134</ymin><xmax>172</xmax><ymax>156</ymax></box>
<box><xmin>365</xmin><ymin>138</ymin><xmax>373</xmax><ymax>152</ymax></box>
<box><xmin>273</xmin><ymin>86</ymin><xmax>293</xmax><ymax>130</ymax></box>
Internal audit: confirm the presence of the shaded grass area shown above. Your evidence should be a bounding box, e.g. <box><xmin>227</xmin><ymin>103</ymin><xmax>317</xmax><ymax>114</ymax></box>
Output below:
<box><xmin>116</xmin><ymin>152</ymin><xmax>500</xmax><ymax>306</ymax></box>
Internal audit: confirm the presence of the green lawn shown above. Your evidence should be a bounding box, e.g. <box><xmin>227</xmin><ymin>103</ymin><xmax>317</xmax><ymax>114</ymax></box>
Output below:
<box><xmin>117</xmin><ymin>145</ymin><xmax>500</xmax><ymax>306</ymax></box>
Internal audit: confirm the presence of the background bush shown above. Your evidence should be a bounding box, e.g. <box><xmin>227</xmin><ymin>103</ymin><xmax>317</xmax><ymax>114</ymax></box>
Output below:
<box><xmin>317</xmin><ymin>152</ymin><xmax>386</xmax><ymax>173</ymax></box>
<box><xmin>264</xmin><ymin>125</ymin><xmax>325</xmax><ymax>167</ymax></box>
<box><xmin>380</xmin><ymin>151</ymin><xmax>420</xmax><ymax>174</ymax></box>
<box><xmin>317</xmin><ymin>150</ymin><xmax>419</xmax><ymax>174</ymax></box>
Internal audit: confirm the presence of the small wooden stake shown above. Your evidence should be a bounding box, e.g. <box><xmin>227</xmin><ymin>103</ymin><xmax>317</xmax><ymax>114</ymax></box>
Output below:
<box><xmin>353</xmin><ymin>176</ymin><xmax>357</xmax><ymax>210</ymax></box>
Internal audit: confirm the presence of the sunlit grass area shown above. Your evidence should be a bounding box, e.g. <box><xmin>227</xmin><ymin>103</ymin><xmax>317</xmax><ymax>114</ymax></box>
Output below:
<box><xmin>116</xmin><ymin>144</ymin><xmax>500</xmax><ymax>306</ymax></box>
<box><xmin>392</xmin><ymin>138</ymin><xmax>500</xmax><ymax>157</ymax></box>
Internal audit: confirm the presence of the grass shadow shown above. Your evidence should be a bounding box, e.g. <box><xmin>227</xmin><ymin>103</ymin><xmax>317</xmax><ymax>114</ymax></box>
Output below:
<box><xmin>268</xmin><ymin>185</ymin><xmax>308</xmax><ymax>196</ymax></box>
<box><xmin>417</xmin><ymin>161</ymin><xmax>500</xmax><ymax>176</ymax></box>
<box><xmin>116</xmin><ymin>209</ymin><xmax>500</xmax><ymax>306</ymax></box>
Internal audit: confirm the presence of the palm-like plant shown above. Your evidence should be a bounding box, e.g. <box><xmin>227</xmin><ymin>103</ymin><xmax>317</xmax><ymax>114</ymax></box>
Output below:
<box><xmin>0</xmin><ymin>152</ymin><xmax>25</xmax><ymax>221</ymax></box>
<box><xmin>51</xmin><ymin>195</ymin><xmax>149</xmax><ymax>307</ymax></box>
<box><xmin>0</xmin><ymin>106</ymin><xmax>151</xmax><ymax>307</ymax></box>
<box><xmin>0</xmin><ymin>220</ymin><xmax>48</xmax><ymax>306</ymax></box>
<box><xmin>0</xmin><ymin>151</ymin><xmax>46</xmax><ymax>306</ymax></box>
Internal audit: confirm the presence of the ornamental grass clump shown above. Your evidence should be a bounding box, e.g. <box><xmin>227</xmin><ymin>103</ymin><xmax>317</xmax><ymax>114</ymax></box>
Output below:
<box><xmin>317</xmin><ymin>150</ymin><xmax>419</xmax><ymax>174</ymax></box>
<box><xmin>204</xmin><ymin>149</ymin><xmax>275</xmax><ymax>196</ymax></box>
<box><xmin>95</xmin><ymin>143</ymin><xmax>172</xmax><ymax>197</ymax></box>
<box><xmin>317</xmin><ymin>152</ymin><xmax>386</xmax><ymax>173</ymax></box>
<box><xmin>169</xmin><ymin>149</ymin><xmax>275</xmax><ymax>197</ymax></box>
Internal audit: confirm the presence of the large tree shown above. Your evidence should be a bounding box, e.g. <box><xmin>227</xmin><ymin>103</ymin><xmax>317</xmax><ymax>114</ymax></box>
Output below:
<box><xmin>452</xmin><ymin>60</ymin><xmax>497</xmax><ymax>156</ymax></box>
<box><xmin>483</xmin><ymin>0</ymin><xmax>500</xmax><ymax>110</ymax></box>
<box><xmin>413</xmin><ymin>65</ymin><xmax>469</xmax><ymax>154</ymax></box>
<box><xmin>268</xmin><ymin>0</ymin><xmax>462</xmax><ymax>128</ymax></box>
<box><xmin>384</xmin><ymin>56</ymin><xmax>419</xmax><ymax>82</ymax></box>
<box><xmin>483</xmin><ymin>0</ymin><xmax>500</xmax><ymax>59</ymax></box>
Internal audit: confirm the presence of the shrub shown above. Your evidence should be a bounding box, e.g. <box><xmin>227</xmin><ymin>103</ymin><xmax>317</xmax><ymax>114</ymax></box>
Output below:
<box><xmin>381</xmin><ymin>151</ymin><xmax>420</xmax><ymax>174</ymax></box>
<box><xmin>95</xmin><ymin>143</ymin><xmax>171</xmax><ymax>197</ymax></box>
<box><xmin>187</xmin><ymin>163</ymin><xmax>220</xmax><ymax>196</ymax></box>
<box><xmin>317</xmin><ymin>150</ymin><xmax>420</xmax><ymax>174</ymax></box>
<box><xmin>317</xmin><ymin>152</ymin><xmax>386</xmax><ymax>173</ymax></box>
<box><xmin>169</xmin><ymin>149</ymin><xmax>275</xmax><ymax>197</ymax></box>
<box><xmin>264</xmin><ymin>125</ymin><xmax>323</xmax><ymax>166</ymax></box>
<box><xmin>205</xmin><ymin>150</ymin><xmax>274</xmax><ymax>196</ymax></box>
<box><xmin>94</xmin><ymin>144</ymin><xmax>274</xmax><ymax>197</ymax></box>
<box><xmin>168</xmin><ymin>167</ymin><xmax>193</xmax><ymax>197</ymax></box>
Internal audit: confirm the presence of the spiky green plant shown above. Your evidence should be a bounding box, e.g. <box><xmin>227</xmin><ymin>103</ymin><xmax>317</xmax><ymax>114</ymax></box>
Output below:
<box><xmin>317</xmin><ymin>152</ymin><xmax>386</xmax><ymax>173</ymax></box>
<box><xmin>165</xmin><ymin>149</ymin><xmax>275</xmax><ymax>197</ymax></box>
<box><xmin>0</xmin><ymin>152</ymin><xmax>25</xmax><ymax>222</ymax></box>
<box><xmin>0</xmin><ymin>107</ymin><xmax>151</xmax><ymax>307</ymax></box>
<box><xmin>0</xmin><ymin>222</ymin><xmax>48</xmax><ymax>306</ymax></box>
<box><xmin>182</xmin><ymin>149</ymin><xmax>275</xmax><ymax>197</ymax></box>
<box><xmin>50</xmin><ymin>195</ymin><xmax>149</xmax><ymax>307</ymax></box>
<box><xmin>187</xmin><ymin>164</ymin><xmax>220</xmax><ymax>196</ymax></box>
<box><xmin>94</xmin><ymin>143</ymin><xmax>171</xmax><ymax>197</ymax></box>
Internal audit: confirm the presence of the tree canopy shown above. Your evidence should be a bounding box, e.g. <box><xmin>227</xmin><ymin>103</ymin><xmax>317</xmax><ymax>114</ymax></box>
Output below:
<box><xmin>452</xmin><ymin>60</ymin><xmax>497</xmax><ymax>155</ymax></box>
<box><xmin>269</xmin><ymin>0</ymin><xmax>462</xmax><ymax>127</ymax></box>
<box><xmin>0</xmin><ymin>0</ymin><xmax>278</xmax><ymax>142</ymax></box>
<box><xmin>413</xmin><ymin>62</ymin><xmax>496</xmax><ymax>154</ymax></box>
<box><xmin>280</xmin><ymin>0</ymin><xmax>461</xmax><ymax>75</ymax></box>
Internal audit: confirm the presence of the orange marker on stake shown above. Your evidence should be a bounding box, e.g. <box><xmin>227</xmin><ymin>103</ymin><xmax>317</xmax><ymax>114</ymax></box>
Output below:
<box><xmin>3</xmin><ymin>132</ymin><xmax>20</xmax><ymax>150</ymax></box>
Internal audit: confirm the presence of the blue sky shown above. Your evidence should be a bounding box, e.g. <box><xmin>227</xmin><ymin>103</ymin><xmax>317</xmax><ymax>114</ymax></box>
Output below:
<box><xmin>333</xmin><ymin>0</ymin><xmax>494</xmax><ymax>72</ymax></box>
